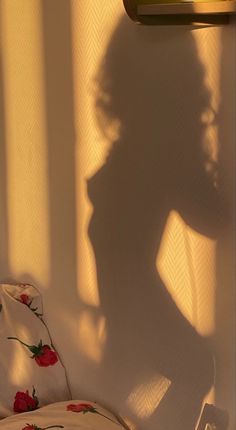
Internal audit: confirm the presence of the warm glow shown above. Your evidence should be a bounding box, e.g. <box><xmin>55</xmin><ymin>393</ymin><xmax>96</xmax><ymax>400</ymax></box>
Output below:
<box><xmin>193</xmin><ymin>24</ymin><xmax>221</xmax><ymax>106</ymax></box>
<box><xmin>8</xmin><ymin>325</ymin><xmax>33</xmax><ymax>385</ymax></box>
<box><xmin>157</xmin><ymin>211</ymin><xmax>216</xmax><ymax>335</ymax></box>
<box><xmin>9</xmin><ymin>344</ymin><xmax>32</xmax><ymax>385</ymax></box>
<box><xmin>127</xmin><ymin>375</ymin><xmax>171</xmax><ymax>419</ymax></box>
<box><xmin>193</xmin><ymin>27</ymin><xmax>221</xmax><ymax>184</ymax></box>
<box><xmin>1</xmin><ymin>0</ymin><xmax>229</xmax><ymax>421</ymax></box>
<box><xmin>77</xmin><ymin>311</ymin><xmax>107</xmax><ymax>363</ymax></box>
<box><xmin>156</xmin><ymin>27</ymin><xmax>220</xmax><ymax>341</ymax></box>
<box><xmin>71</xmin><ymin>0</ymin><xmax>123</xmax><ymax>307</ymax></box>
<box><xmin>157</xmin><ymin>210</ymin><xmax>216</xmax><ymax>407</ymax></box>
<box><xmin>1</xmin><ymin>0</ymin><xmax>50</xmax><ymax>285</ymax></box>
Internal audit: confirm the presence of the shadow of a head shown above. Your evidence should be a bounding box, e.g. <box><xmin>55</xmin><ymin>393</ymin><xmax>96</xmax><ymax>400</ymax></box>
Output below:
<box><xmin>87</xmin><ymin>15</ymin><xmax>221</xmax><ymax>430</ymax></box>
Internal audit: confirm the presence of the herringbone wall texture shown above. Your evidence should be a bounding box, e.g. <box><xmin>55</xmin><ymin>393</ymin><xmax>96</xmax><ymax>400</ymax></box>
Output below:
<box><xmin>0</xmin><ymin>1</ymin><xmax>235</xmax><ymax>429</ymax></box>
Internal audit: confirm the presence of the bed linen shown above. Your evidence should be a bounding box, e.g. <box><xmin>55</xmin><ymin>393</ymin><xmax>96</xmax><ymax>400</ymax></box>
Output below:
<box><xmin>0</xmin><ymin>400</ymin><xmax>129</xmax><ymax>430</ymax></box>
<box><xmin>0</xmin><ymin>283</ymin><xmax>71</xmax><ymax>418</ymax></box>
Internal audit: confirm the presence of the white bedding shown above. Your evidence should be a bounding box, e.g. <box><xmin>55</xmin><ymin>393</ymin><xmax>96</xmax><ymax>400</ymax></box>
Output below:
<box><xmin>0</xmin><ymin>284</ymin><xmax>71</xmax><ymax>418</ymax></box>
<box><xmin>0</xmin><ymin>400</ymin><xmax>129</xmax><ymax>430</ymax></box>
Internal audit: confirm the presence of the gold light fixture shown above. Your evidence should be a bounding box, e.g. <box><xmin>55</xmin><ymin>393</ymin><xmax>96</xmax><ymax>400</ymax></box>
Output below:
<box><xmin>123</xmin><ymin>0</ymin><xmax>236</xmax><ymax>24</ymax></box>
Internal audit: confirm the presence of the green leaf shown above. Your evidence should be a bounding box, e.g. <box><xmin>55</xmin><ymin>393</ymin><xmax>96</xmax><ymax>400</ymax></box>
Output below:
<box><xmin>29</xmin><ymin>345</ymin><xmax>41</xmax><ymax>355</ymax></box>
<box><xmin>83</xmin><ymin>408</ymin><xmax>97</xmax><ymax>414</ymax></box>
<box><xmin>29</xmin><ymin>340</ymin><xmax>44</xmax><ymax>356</ymax></box>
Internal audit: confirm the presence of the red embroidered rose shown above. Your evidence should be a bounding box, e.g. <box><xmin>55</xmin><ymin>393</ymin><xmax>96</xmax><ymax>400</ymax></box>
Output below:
<box><xmin>14</xmin><ymin>389</ymin><xmax>38</xmax><ymax>413</ymax></box>
<box><xmin>20</xmin><ymin>294</ymin><xmax>30</xmax><ymax>304</ymax></box>
<box><xmin>34</xmin><ymin>345</ymin><xmax>58</xmax><ymax>367</ymax></box>
<box><xmin>22</xmin><ymin>426</ymin><xmax>37</xmax><ymax>430</ymax></box>
<box><xmin>67</xmin><ymin>403</ymin><xmax>118</xmax><ymax>424</ymax></box>
<box><xmin>18</xmin><ymin>293</ymin><xmax>43</xmax><ymax>319</ymax></box>
<box><xmin>67</xmin><ymin>403</ymin><xmax>96</xmax><ymax>413</ymax></box>
<box><xmin>7</xmin><ymin>338</ymin><xmax>58</xmax><ymax>367</ymax></box>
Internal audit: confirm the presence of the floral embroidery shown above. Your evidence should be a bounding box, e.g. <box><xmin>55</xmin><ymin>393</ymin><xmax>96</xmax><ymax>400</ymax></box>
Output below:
<box><xmin>22</xmin><ymin>425</ymin><xmax>64</xmax><ymax>430</ymax></box>
<box><xmin>67</xmin><ymin>403</ymin><xmax>119</xmax><ymax>425</ymax></box>
<box><xmin>14</xmin><ymin>387</ymin><xmax>39</xmax><ymax>413</ymax></box>
<box><xmin>18</xmin><ymin>293</ymin><xmax>43</xmax><ymax>319</ymax></box>
<box><xmin>7</xmin><ymin>337</ymin><xmax>58</xmax><ymax>367</ymax></box>
<box><xmin>20</xmin><ymin>294</ymin><xmax>30</xmax><ymax>305</ymax></box>
<box><xmin>67</xmin><ymin>403</ymin><xmax>95</xmax><ymax>413</ymax></box>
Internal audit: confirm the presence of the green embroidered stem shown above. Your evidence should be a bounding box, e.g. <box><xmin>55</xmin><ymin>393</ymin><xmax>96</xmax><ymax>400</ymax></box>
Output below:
<box><xmin>7</xmin><ymin>337</ymin><xmax>43</xmax><ymax>356</ymax></box>
<box><xmin>43</xmin><ymin>426</ymin><xmax>64</xmax><ymax>429</ymax></box>
<box><xmin>7</xmin><ymin>336</ymin><xmax>30</xmax><ymax>348</ymax></box>
<box><xmin>96</xmin><ymin>411</ymin><xmax>119</xmax><ymax>425</ymax></box>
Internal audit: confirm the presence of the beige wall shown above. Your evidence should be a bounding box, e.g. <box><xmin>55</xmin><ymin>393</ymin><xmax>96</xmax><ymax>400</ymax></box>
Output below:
<box><xmin>0</xmin><ymin>1</ymin><xmax>235</xmax><ymax>429</ymax></box>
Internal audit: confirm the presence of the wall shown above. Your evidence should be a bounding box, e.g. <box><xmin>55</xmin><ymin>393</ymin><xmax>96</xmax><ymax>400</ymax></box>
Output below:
<box><xmin>0</xmin><ymin>1</ymin><xmax>235</xmax><ymax>429</ymax></box>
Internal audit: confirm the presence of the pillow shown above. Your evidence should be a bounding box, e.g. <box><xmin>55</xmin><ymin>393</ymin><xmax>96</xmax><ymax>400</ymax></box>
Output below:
<box><xmin>0</xmin><ymin>283</ymin><xmax>71</xmax><ymax>418</ymax></box>
<box><xmin>0</xmin><ymin>400</ymin><xmax>130</xmax><ymax>429</ymax></box>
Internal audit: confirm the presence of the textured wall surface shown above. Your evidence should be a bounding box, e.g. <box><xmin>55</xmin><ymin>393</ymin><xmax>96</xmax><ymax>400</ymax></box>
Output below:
<box><xmin>0</xmin><ymin>1</ymin><xmax>235</xmax><ymax>429</ymax></box>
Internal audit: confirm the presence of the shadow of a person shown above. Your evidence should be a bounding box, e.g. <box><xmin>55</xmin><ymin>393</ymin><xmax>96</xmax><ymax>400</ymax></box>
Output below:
<box><xmin>87</xmin><ymin>16</ymin><xmax>224</xmax><ymax>430</ymax></box>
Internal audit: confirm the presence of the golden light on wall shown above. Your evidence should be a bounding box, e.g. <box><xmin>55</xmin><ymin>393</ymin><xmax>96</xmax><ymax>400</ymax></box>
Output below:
<box><xmin>157</xmin><ymin>211</ymin><xmax>216</xmax><ymax>336</ymax></box>
<box><xmin>127</xmin><ymin>375</ymin><xmax>171</xmax><ymax>419</ymax></box>
<box><xmin>77</xmin><ymin>311</ymin><xmax>107</xmax><ymax>363</ymax></box>
<box><xmin>1</xmin><ymin>0</ymin><xmax>230</xmax><ymax>421</ymax></box>
<box><xmin>157</xmin><ymin>28</ymin><xmax>220</xmax><ymax>339</ymax></box>
<box><xmin>157</xmin><ymin>212</ymin><xmax>216</xmax><ymax>407</ymax></box>
<box><xmin>71</xmin><ymin>0</ymin><xmax>123</xmax><ymax>307</ymax></box>
<box><xmin>193</xmin><ymin>26</ymin><xmax>221</xmax><ymax>184</ymax></box>
<box><xmin>1</xmin><ymin>0</ymin><xmax>50</xmax><ymax>286</ymax></box>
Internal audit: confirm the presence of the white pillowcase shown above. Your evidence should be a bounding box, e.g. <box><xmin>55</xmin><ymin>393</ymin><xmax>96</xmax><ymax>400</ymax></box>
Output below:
<box><xmin>0</xmin><ymin>283</ymin><xmax>71</xmax><ymax>418</ymax></box>
<box><xmin>0</xmin><ymin>400</ymin><xmax>129</xmax><ymax>430</ymax></box>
